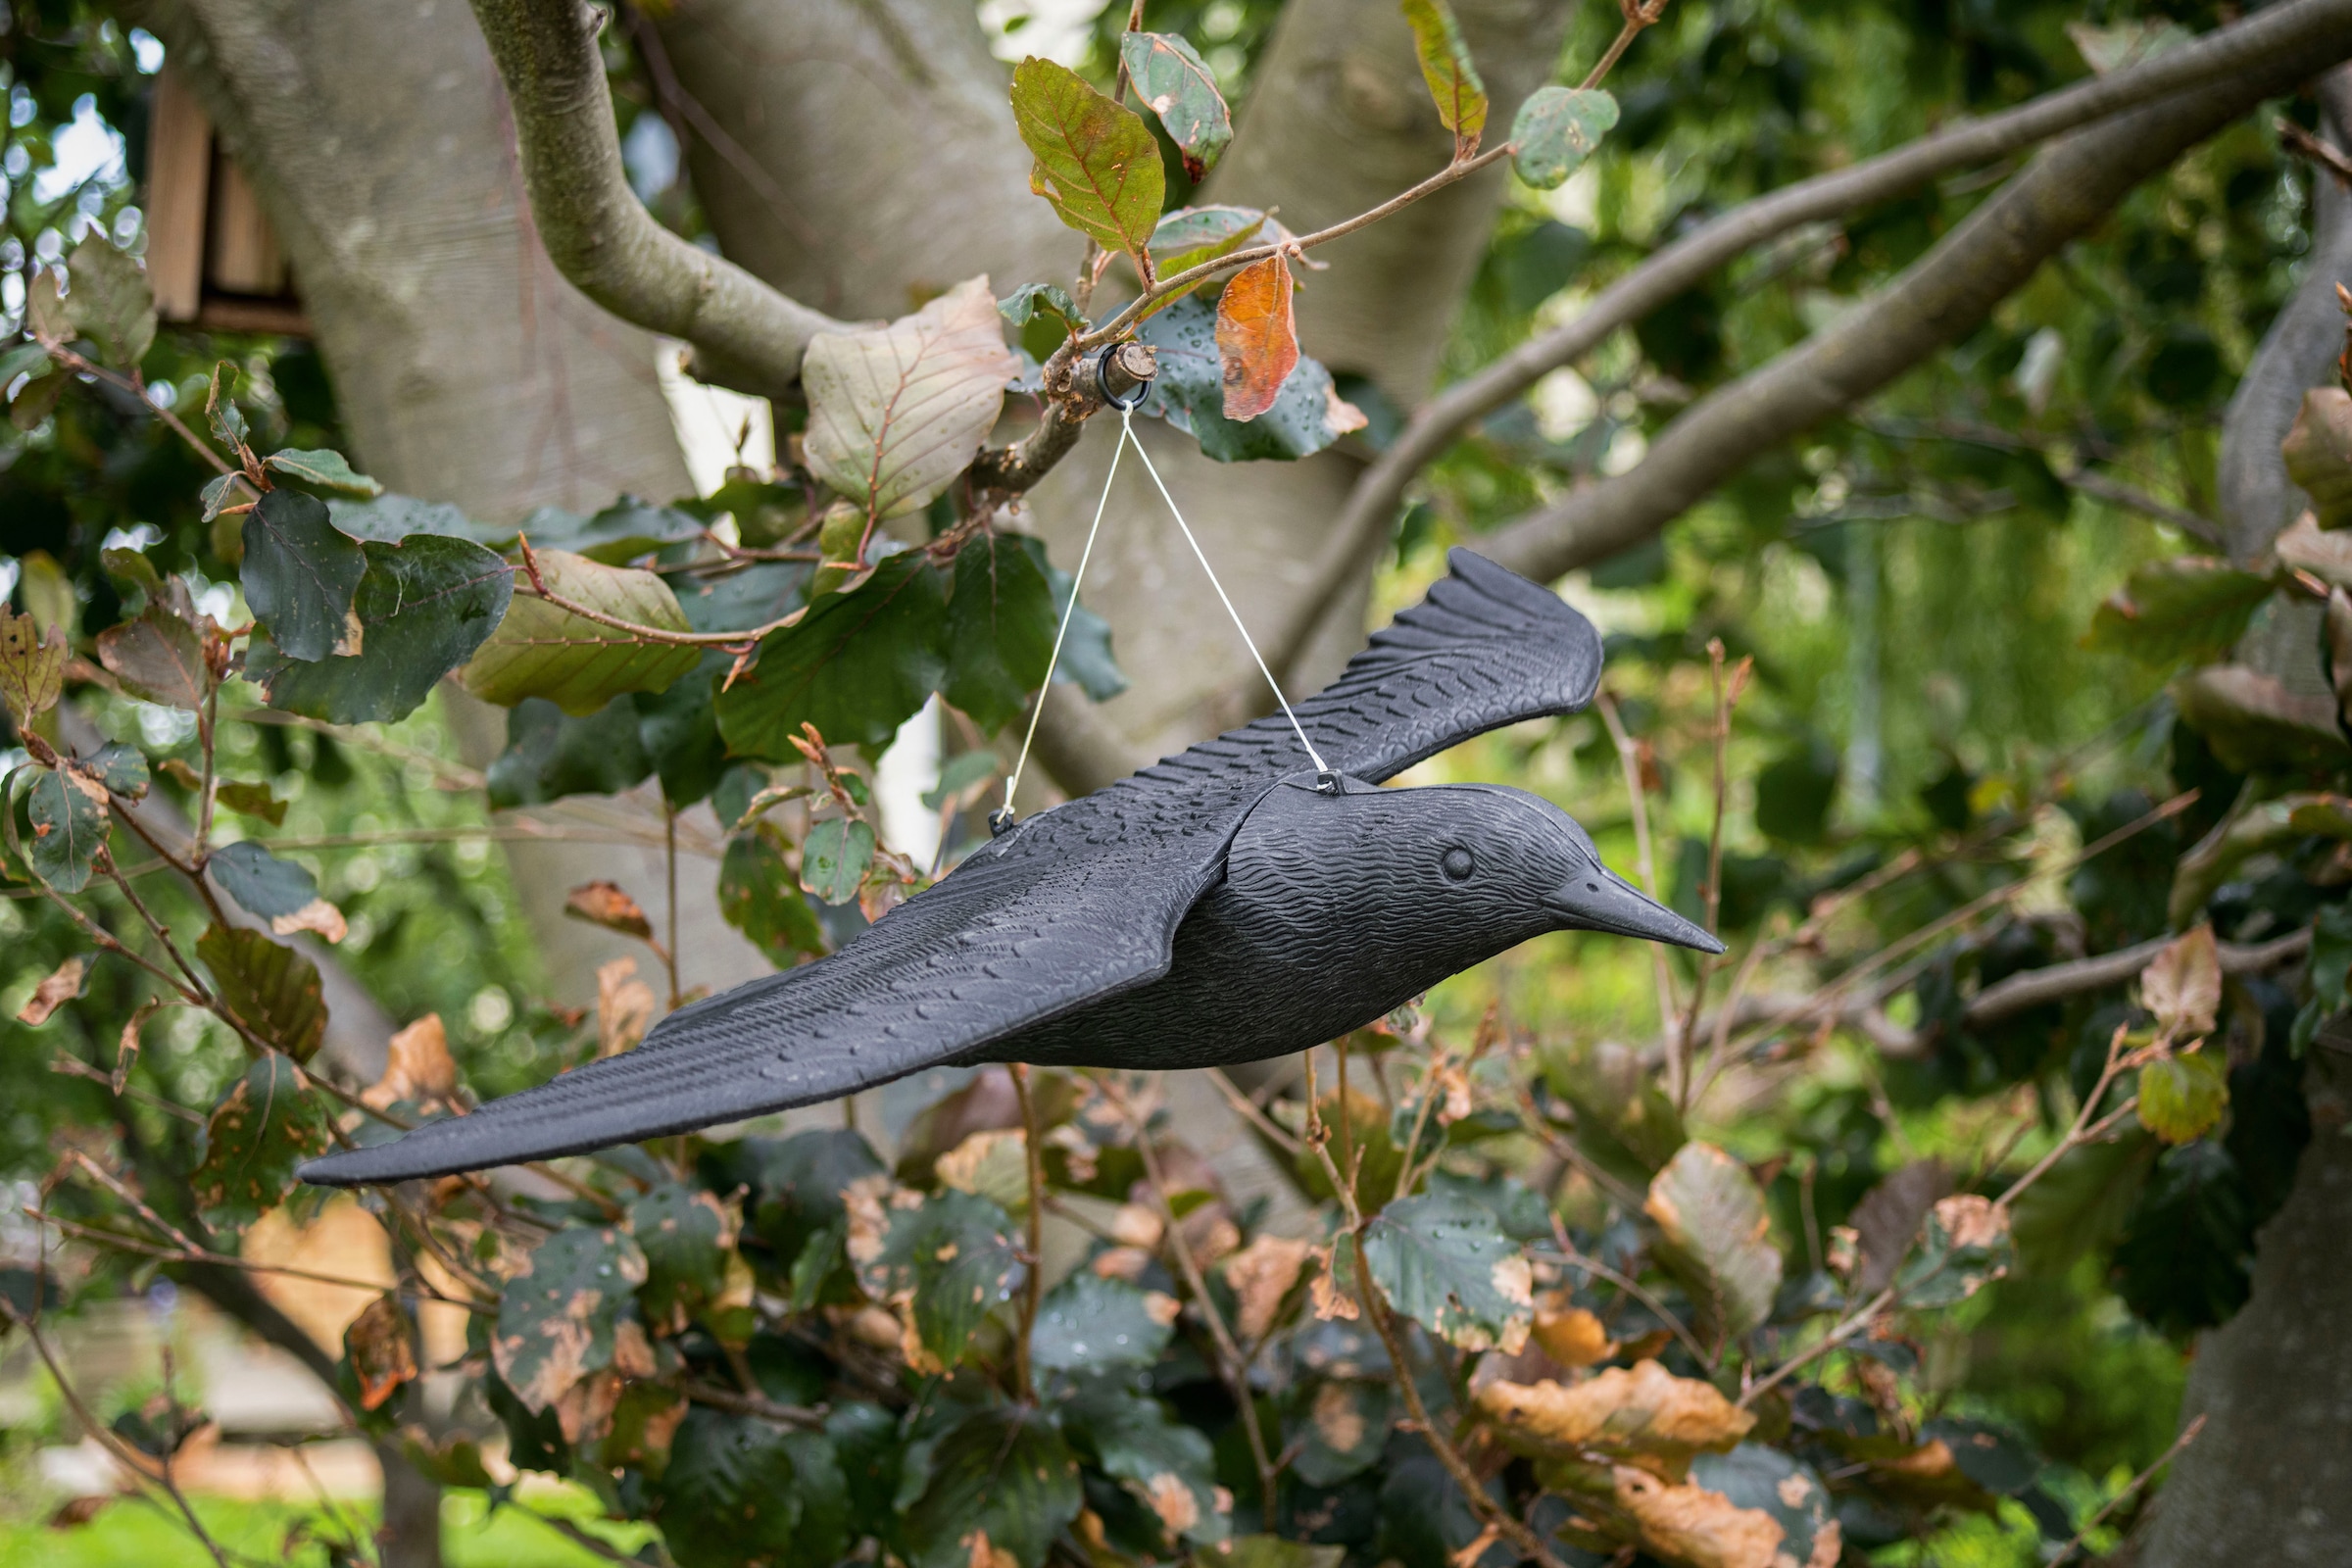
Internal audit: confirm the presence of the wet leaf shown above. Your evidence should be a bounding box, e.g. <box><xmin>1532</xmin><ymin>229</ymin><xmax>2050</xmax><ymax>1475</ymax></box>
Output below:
<box><xmin>565</xmin><ymin>879</ymin><xmax>656</xmax><ymax>943</ymax></box>
<box><xmin>189</xmin><ymin>1053</ymin><xmax>331</xmax><ymax>1234</ymax></box>
<box><xmin>460</xmin><ymin>548</ymin><xmax>702</xmax><ymax>714</ymax></box>
<box><xmin>943</xmin><ymin>531</ymin><xmax>1059</xmax><ymax>732</ymax></box>
<box><xmin>715</xmin><ymin>551</ymin><xmax>948</xmax><ymax>757</ymax></box>
<box><xmin>501</xmin><ymin>496</ymin><xmax>709</xmax><ymax>565</ymax></box>
<box><xmin>1511</xmin><ymin>85</ymin><xmax>1618</xmax><ymax>189</ymax></box>
<box><xmin>1476</xmin><ymin>1360</ymin><xmax>1753</xmax><ymax>1472</ymax></box>
<box><xmin>1135</xmin><ymin>296</ymin><xmax>1365</xmax><ymax>462</ymax></box>
<box><xmin>95</xmin><ymin>606</ymin><xmax>208</xmax><ymax>710</ymax></box>
<box><xmin>599</xmin><ymin>1382</ymin><xmax>691</xmax><ymax>1481</ymax></box>
<box><xmin>1645</xmin><ymin>1143</ymin><xmax>1783</xmax><ymax>1345</ymax></box>
<box><xmin>1063</xmin><ymin>1385</ymin><xmax>1229</xmax><ymax>1547</ymax></box>
<box><xmin>801</xmin><ymin>817</ymin><xmax>876</xmax><ymax>906</ymax></box>
<box><xmin>848</xmin><ymin>1184</ymin><xmax>1023</xmax><ymax>1369</ymax></box>
<box><xmin>1121</xmin><ymin>31</ymin><xmax>1233</xmax><ymax>180</ymax></box>
<box><xmin>241</xmin><ymin>488</ymin><xmax>368</xmax><ymax>662</ymax></box>
<box><xmin>327</xmin><ymin>494</ymin><xmax>479</xmax><ymax>543</ymax></box>
<box><xmin>1287</xmin><ymin>1377</ymin><xmax>1393</xmax><ymax>1486</ymax></box>
<box><xmin>0</xmin><ymin>604</ymin><xmax>70</xmax><ymax>726</ymax></box>
<box><xmin>493</xmin><ymin>1225</ymin><xmax>651</xmax><ymax>1414</ymax></box>
<box><xmin>263</xmin><ymin>448</ymin><xmax>382</xmax><ymax>497</ymax></box>
<box><xmin>65</xmin><ymin>235</ymin><xmax>156</xmax><ymax>368</ymax></box>
<box><xmin>484</xmin><ymin>697</ymin><xmax>654</xmax><ymax>808</ymax></box>
<box><xmin>903</xmin><ymin>1404</ymin><xmax>1082</xmax><ymax>1568</ymax></box>
<box><xmin>1011</xmin><ymin>57</ymin><xmax>1164</xmax><ymax>271</ymax></box>
<box><xmin>655</xmin><ymin>1406</ymin><xmax>849</xmax><ymax>1568</ymax></box>
<box><xmin>1215</xmin><ymin>254</ymin><xmax>1298</xmax><ymax>422</ymax></box>
<box><xmin>2284</xmin><ymin>387</ymin><xmax>2352</xmax><ymax>528</ymax></box>
<box><xmin>630</xmin><ymin>1181</ymin><xmax>737</xmax><ymax>1328</ymax></box>
<box><xmin>2139</xmin><ymin>1050</ymin><xmax>2230</xmax><ymax>1145</ymax></box>
<box><xmin>196</xmin><ymin>924</ymin><xmax>328</xmax><ymax>1062</ymax></box>
<box><xmin>215</xmin><ymin>780</ymin><xmax>285</xmax><ymax>825</ymax></box>
<box><xmin>726</xmin><ymin>1128</ymin><xmax>887</xmax><ymax>1291</ymax></box>
<box><xmin>16</xmin><ymin>955</ymin><xmax>86</xmax><ymax>1025</ymax></box>
<box><xmin>2084</xmin><ymin>557</ymin><xmax>2272</xmax><ymax>667</ymax></box>
<box><xmin>246</xmin><ymin>534</ymin><xmax>514</xmax><ymax>724</ymax></box>
<box><xmin>2139</xmin><ymin>924</ymin><xmax>2221</xmax><ymax>1040</ymax></box>
<box><xmin>27</xmin><ymin>767</ymin><xmax>110</xmax><ymax>894</ymax></box>
<box><xmin>344</xmin><ymin>1295</ymin><xmax>418</xmax><ymax>1413</ymax></box>
<box><xmin>1688</xmin><ymin>1445</ymin><xmax>1841</xmax><ymax>1567</ymax></box>
<box><xmin>1400</xmin><ymin>0</ymin><xmax>1487</xmax><ymax>148</ymax></box>
<box><xmin>999</xmin><ymin>282</ymin><xmax>1083</xmax><ymax>334</ymax></box>
<box><xmin>804</xmin><ymin>277</ymin><xmax>1021</xmax><ymax>522</ymax></box>
<box><xmin>210</xmin><ymin>841</ymin><xmax>346</xmax><ymax>943</ymax></box>
<box><xmin>1361</xmin><ymin>1189</ymin><xmax>1534</xmax><ymax>1353</ymax></box>
<box><xmin>718</xmin><ymin>832</ymin><xmax>828</xmax><ymax>967</ymax></box>
<box><xmin>1032</xmin><ymin>1271</ymin><xmax>1179</xmax><ymax>1375</ymax></box>
<box><xmin>1145</xmin><ymin>205</ymin><xmax>1268</xmax><ymax>316</ymax></box>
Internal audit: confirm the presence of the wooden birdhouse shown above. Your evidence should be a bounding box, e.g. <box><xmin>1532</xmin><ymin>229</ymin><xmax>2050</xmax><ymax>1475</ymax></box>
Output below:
<box><xmin>142</xmin><ymin>66</ymin><xmax>307</xmax><ymax>334</ymax></box>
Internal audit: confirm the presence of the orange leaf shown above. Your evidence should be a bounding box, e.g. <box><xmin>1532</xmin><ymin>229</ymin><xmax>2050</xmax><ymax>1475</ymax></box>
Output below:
<box><xmin>1215</xmin><ymin>255</ymin><xmax>1299</xmax><ymax>422</ymax></box>
<box><xmin>565</xmin><ymin>880</ymin><xmax>655</xmax><ymax>943</ymax></box>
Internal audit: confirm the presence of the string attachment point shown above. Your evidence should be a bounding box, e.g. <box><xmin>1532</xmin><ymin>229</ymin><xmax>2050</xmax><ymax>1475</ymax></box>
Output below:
<box><xmin>988</xmin><ymin>805</ymin><xmax>1017</xmax><ymax>837</ymax></box>
<box><xmin>1094</xmin><ymin>343</ymin><xmax>1155</xmax><ymax>412</ymax></box>
<box><xmin>1316</xmin><ymin>769</ymin><xmax>1342</xmax><ymax>796</ymax></box>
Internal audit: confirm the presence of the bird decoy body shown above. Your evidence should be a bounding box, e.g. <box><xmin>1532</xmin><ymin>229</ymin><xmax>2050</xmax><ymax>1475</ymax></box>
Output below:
<box><xmin>302</xmin><ymin>550</ymin><xmax>1717</xmax><ymax>1187</ymax></box>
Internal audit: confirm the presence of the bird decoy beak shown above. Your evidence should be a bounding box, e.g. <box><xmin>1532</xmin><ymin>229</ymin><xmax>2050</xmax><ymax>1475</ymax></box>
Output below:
<box><xmin>1544</xmin><ymin>867</ymin><xmax>1726</xmax><ymax>953</ymax></box>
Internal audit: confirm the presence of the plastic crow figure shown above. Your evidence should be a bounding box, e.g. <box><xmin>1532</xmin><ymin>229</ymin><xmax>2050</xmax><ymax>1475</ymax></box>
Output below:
<box><xmin>303</xmin><ymin>550</ymin><xmax>1717</xmax><ymax>1186</ymax></box>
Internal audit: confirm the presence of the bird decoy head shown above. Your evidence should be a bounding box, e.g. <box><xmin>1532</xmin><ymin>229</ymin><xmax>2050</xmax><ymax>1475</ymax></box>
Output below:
<box><xmin>1242</xmin><ymin>774</ymin><xmax>1723</xmax><ymax>958</ymax></box>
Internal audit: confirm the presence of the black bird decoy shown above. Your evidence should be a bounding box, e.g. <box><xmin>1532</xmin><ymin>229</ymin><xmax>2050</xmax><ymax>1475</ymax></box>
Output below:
<box><xmin>302</xmin><ymin>550</ymin><xmax>1718</xmax><ymax>1186</ymax></box>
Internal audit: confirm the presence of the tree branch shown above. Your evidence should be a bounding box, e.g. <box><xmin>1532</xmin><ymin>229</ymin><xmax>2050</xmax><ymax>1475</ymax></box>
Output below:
<box><xmin>465</xmin><ymin>0</ymin><xmax>849</xmax><ymax>398</ymax></box>
<box><xmin>1257</xmin><ymin>0</ymin><xmax>2352</xmax><ymax>676</ymax></box>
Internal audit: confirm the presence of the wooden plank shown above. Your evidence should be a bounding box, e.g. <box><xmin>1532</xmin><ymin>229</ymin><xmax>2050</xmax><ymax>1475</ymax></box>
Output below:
<box><xmin>143</xmin><ymin>67</ymin><xmax>210</xmax><ymax>322</ymax></box>
<box><xmin>205</xmin><ymin>153</ymin><xmax>288</xmax><ymax>297</ymax></box>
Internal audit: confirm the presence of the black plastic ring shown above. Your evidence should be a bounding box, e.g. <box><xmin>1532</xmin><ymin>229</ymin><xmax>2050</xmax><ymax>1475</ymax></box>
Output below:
<box><xmin>1095</xmin><ymin>348</ymin><xmax>1152</xmax><ymax>412</ymax></box>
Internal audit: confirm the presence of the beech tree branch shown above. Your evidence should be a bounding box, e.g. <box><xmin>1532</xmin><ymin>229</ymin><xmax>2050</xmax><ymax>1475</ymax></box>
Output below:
<box><xmin>466</xmin><ymin>0</ymin><xmax>849</xmax><ymax>398</ymax></box>
<box><xmin>1256</xmin><ymin>0</ymin><xmax>2352</xmax><ymax>675</ymax></box>
<box><xmin>1478</xmin><ymin>20</ymin><xmax>2352</xmax><ymax>583</ymax></box>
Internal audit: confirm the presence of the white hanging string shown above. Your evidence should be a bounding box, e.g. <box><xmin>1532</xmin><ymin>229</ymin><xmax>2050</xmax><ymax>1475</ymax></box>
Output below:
<box><xmin>998</xmin><ymin>395</ymin><xmax>1330</xmax><ymax>831</ymax></box>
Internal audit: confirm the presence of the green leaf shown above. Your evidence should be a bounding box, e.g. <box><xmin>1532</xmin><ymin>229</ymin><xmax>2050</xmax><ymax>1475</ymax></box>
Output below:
<box><xmin>17</xmin><ymin>550</ymin><xmax>75</xmax><ymax>641</ymax></box>
<box><xmin>629</xmin><ymin>1181</ymin><xmax>736</xmax><ymax>1327</ymax></box>
<box><xmin>801</xmin><ymin>817</ymin><xmax>875</xmax><ymax>906</ymax></box>
<box><xmin>2139</xmin><ymin>1050</ymin><xmax>2230</xmax><ymax>1144</ymax></box>
<box><xmin>656</xmin><ymin>1409</ymin><xmax>847</xmax><ymax>1568</ymax></box>
<box><xmin>188</xmin><ymin>1054</ymin><xmax>331</xmax><ymax>1235</ymax></box>
<box><xmin>26</xmin><ymin>767</ymin><xmax>110</xmax><ymax>894</ymax></box>
<box><xmin>65</xmin><ymin>235</ymin><xmax>156</xmax><ymax>368</ymax></box>
<box><xmin>1361</xmin><ymin>1190</ymin><xmax>1534</xmax><ymax>1353</ymax></box>
<box><xmin>924</xmin><ymin>752</ymin><xmax>1001</xmax><ymax>813</ymax></box>
<box><xmin>1643</xmin><ymin>1141</ymin><xmax>1784</xmax><ymax>1345</ymax></box>
<box><xmin>719</xmin><ymin>831</ymin><xmax>828</xmax><ymax>966</ymax></box>
<box><xmin>484</xmin><ymin>697</ymin><xmax>654</xmax><ymax>808</ymax></box>
<box><xmin>724</xmin><ymin>1129</ymin><xmax>886</xmax><ymax>1282</ymax></box>
<box><xmin>8</xmin><ymin>368</ymin><xmax>67</xmax><ymax>430</ymax></box>
<box><xmin>715</xmin><ymin>551</ymin><xmax>948</xmax><ymax>758</ymax></box>
<box><xmin>803</xmin><ymin>278</ymin><xmax>1021</xmax><ymax>522</ymax></box>
<box><xmin>492</xmin><ymin>1225</ymin><xmax>650</xmax><ymax>1413</ymax></box>
<box><xmin>1540</xmin><ymin>1036</ymin><xmax>1686</xmax><ymax>1185</ymax></box>
<box><xmin>1000</xmin><ymin>282</ymin><xmax>1084</xmax><ymax>334</ymax></box>
<box><xmin>197</xmin><ymin>924</ymin><xmax>330</xmax><ymax>1062</ymax></box>
<box><xmin>199</xmin><ymin>473</ymin><xmax>245</xmax><ymax>523</ymax></box>
<box><xmin>2114</xmin><ymin>1139</ymin><xmax>2254</xmax><ymax>1333</ymax></box>
<box><xmin>633</xmin><ymin>659</ymin><xmax>729</xmax><ymax>806</ymax></box>
<box><xmin>80</xmin><ymin>744</ymin><xmax>149</xmax><ymax>801</ymax></box>
<box><xmin>941</xmin><ymin>533</ymin><xmax>1059</xmax><ymax>733</ymax></box>
<box><xmin>2011</xmin><ymin>1125</ymin><xmax>2158</xmax><ymax>1276</ymax></box>
<box><xmin>1399</xmin><ymin>0</ymin><xmax>1488</xmax><ymax>147</ymax></box>
<box><xmin>1063</xmin><ymin>1385</ymin><xmax>1230</xmax><ymax>1547</ymax></box>
<box><xmin>2296</xmin><ymin>900</ymin><xmax>2352</xmax><ymax>1052</ymax></box>
<box><xmin>96</xmin><ymin>607</ymin><xmax>208</xmax><ymax>710</ymax></box>
<box><xmin>241</xmin><ymin>489</ymin><xmax>368</xmax><ymax>663</ymax></box>
<box><xmin>245</xmin><ymin>534</ymin><xmax>514</xmax><ymax>724</ymax></box>
<box><xmin>1135</xmin><ymin>297</ymin><xmax>1367</xmax><ymax>463</ymax></box>
<box><xmin>1143</xmin><ymin>206</ymin><xmax>1269</xmax><ymax>318</ymax></box>
<box><xmin>1510</xmin><ymin>85</ymin><xmax>1617</xmax><ymax>189</ymax></box>
<box><xmin>216</xmin><ymin>780</ymin><xmax>287</xmax><ymax>825</ymax></box>
<box><xmin>1687</xmin><ymin>1446</ymin><xmax>1838</xmax><ymax>1568</ymax></box>
<box><xmin>1192</xmin><ymin>1540</ymin><xmax>1345</xmax><ymax>1568</ymax></box>
<box><xmin>0</xmin><ymin>341</ymin><xmax>52</xmax><ymax>384</ymax></box>
<box><xmin>1895</xmin><ymin>1195</ymin><xmax>2013</xmax><ymax>1307</ymax></box>
<box><xmin>1032</xmin><ymin>538</ymin><xmax>1127</xmax><ymax>701</ymax></box>
<box><xmin>1121</xmin><ymin>31</ymin><xmax>1233</xmax><ymax>181</ymax></box>
<box><xmin>206</xmin><ymin>364</ymin><xmax>250</xmax><ymax>451</ymax></box>
<box><xmin>98</xmin><ymin>545</ymin><xmax>167</xmax><ymax>605</ymax></box>
<box><xmin>1</xmin><ymin>604</ymin><xmax>71</xmax><ymax>726</ymax></box>
<box><xmin>500</xmin><ymin>497</ymin><xmax>710</xmax><ymax>565</ymax></box>
<box><xmin>460</xmin><ymin>548</ymin><xmax>703</xmax><ymax>714</ymax></box>
<box><xmin>1032</xmin><ymin>1271</ymin><xmax>1178</xmax><ymax>1376</ymax></box>
<box><xmin>210</xmin><ymin>841</ymin><xmax>343</xmax><ymax>942</ymax></box>
<box><xmin>327</xmin><ymin>494</ymin><xmax>479</xmax><ymax>542</ymax></box>
<box><xmin>1286</xmin><ymin>1376</ymin><xmax>1393</xmax><ymax>1487</ymax></box>
<box><xmin>2085</xmin><ymin>557</ymin><xmax>2274</xmax><ymax>667</ymax></box>
<box><xmin>1011</xmin><ymin>56</ymin><xmax>1165</xmax><ymax>271</ymax></box>
<box><xmin>903</xmin><ymin>1405</ymin><xmax>1081</xmax><ymax>1568</ymax></box>
<box><xmin>855</xmin><ymin>1187</ymin><xmax>1023</xmax><ymax>1368</ymax></box>
<box><xmin>264</xmin><ymin>448</ymin><xmax>383</xmax><ymax>497</ymax></box>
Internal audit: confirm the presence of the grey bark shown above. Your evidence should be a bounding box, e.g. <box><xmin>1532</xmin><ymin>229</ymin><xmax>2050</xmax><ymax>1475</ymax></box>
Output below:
<box><xmin>1480</xmin><ymin>19</ymin><xmax>2352</xmax><ymax>583</ymax></box>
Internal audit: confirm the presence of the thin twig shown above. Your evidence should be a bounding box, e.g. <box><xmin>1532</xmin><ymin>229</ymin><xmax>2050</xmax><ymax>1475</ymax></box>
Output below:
<box><xmin>2048</xmin><ymin>1415</ymin><xmax>2206</xmax><ymax>1565</ymax></box>
<box><xmin>1595</xmin><ymin>690</ymin><xmax>1681</xmax><ymax>1045</ymax></box>
<box><xmin>1581</xmin><ymin>0</ymin><xmax>1673</xmax><ymax>91</ymax></box>
<box><xmin>27</xmin><ymin>1209</ymin><xmax>493</xmax><ymax>1311</ymax></box>
<box><xmin>1011</xmin><ymin>1061</ymin><xmax>1046</xmax><ymax>1404</ymax></box>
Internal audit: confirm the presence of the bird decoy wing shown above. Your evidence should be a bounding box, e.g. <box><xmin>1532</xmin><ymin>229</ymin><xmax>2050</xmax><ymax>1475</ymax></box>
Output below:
<box><xmin>1112</xmin><ymin>548</ymin><xmax>1603</xmax><ymax>802</ymax></box>
<box><xmin>298</xmin><ymin>789</ymin><xmax>1256</xmax><ymax>1186</ymax></box>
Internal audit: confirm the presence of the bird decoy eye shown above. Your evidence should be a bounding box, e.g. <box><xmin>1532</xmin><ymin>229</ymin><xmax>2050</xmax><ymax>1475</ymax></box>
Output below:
<box><xmin>1441</xmin><ymin>847</ymin><xmax>1476</xmax><ymax>882</ymax></box>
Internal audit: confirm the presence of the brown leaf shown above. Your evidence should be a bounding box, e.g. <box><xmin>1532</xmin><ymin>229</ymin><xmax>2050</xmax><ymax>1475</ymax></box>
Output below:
<box><xmin>596</xmin><ymin>957</ymin><xmax>657</xmax><ymax>1057</ymax></box>
<box><xmin>48</xmin><ymin>1495</ymin><xmax>111</xmax><ymax>1529</ymax></box>
<box><xmin>368</xmin><ymin>1013</ymin><xmax>461</xmax><ymax>1110</ymax></box>
<box><xmin>566</xmin><ymin>880</ymin><xmax>656</xmax><ymax>943</ymax></box>
<box><xmin>17</xmin><ymin>956</ymin><xmax>85</xmax><ymax>1026</ymax></box>
<box><xmin>1475</xmin><ymin>1360</ymin><xmax>1756</xmax><ymax>1474</ymax></box>
<box><xmin>1644</xmin><ymin>1143</ymin><xmax>1784</xmax><ymax>1346</ymax></box>
<box><xmin>1848</xmin><ymin>1160</ymin><xmax>1949</xmax><ymax>1297</ymax></box>
<box><xmin>114</xmin><ymin>998</ymin><xmax>162</xmax><ymax>1094</ymax></box>
<box><xmin>1612</xmin><ymin>1465</ymin><xmax>1788</xmax><ymax>1568</ymax></box>
<box><xmin>2139</xmin><ymin>924</ymin><xmax>2221</xmax><ymax>1040</ymax></box>
<box><xmin>2284</xmin><ymin>387</ymin><xmax>2352</xmax><ymax>529</ymax></box>
<box><xmin>1221</xmin><ymin>1232</ymin><xmax>1313</xmax><ymax>1342</ymax></box>
<box><xmin>1532</xmin><ymin>1301</ymin><xmax>1617</xmax><ymax>1369</ymax></box>
<box><xmin>272</xmin><ymin>897</ymin><xmax>349</xmax><ymax>945</ymax></box>
<box><xmin>1215</xmin><ymin>254</ymin><xmax>1299</xmax><ymax>421</ymax></box>
<box><xmin>344</xmin><ymin>1294</ymin><xmax>419</xmax><ymax>1413</ymax></box>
